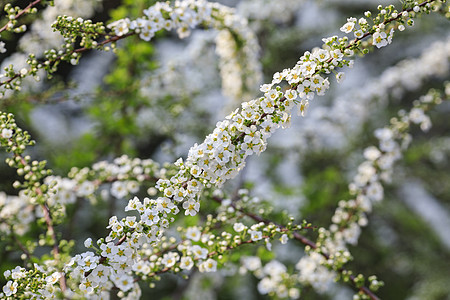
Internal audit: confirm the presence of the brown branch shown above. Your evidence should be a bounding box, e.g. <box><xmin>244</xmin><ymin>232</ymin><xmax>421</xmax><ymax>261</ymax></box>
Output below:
<box><xmin>348</xmin><ymin>0</ymin><xmax>434</xmax><ymax>46</ymax></box>
<box><xmin>212</xmin><ymin>196</ymin><xmax>317</xmax><ymax>248</ymax></box>
<box><xmin>0</xmin><ymin>0</ymin><xmax>43</xmax><ymax>34</ymax></box>
<box><xmin>10</xmin><ymin>230</ymin><xmax>32</xmax><ymax>261</ymax></box>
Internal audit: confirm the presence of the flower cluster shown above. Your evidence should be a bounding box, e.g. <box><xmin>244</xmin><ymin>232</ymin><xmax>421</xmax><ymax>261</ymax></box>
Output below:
<box><xmin>2</xmin><ymin>264</ymin><xmax>66</xmax><ymax>299</ymax></box>
<box><xmin>241</xmin><ymin>257</ymin><xmax>300</xmax><ymax>298</ymax></box>
<box><xmin>339</xmin><ymin>2</ymin><xmax>437</xmax><ymax>50</ymax></box>
<box><xmin>297</xmin><ymin>84</ymin><xmax>448</xmax><ymax>296</ymax></box>
<box><xmin>0</xmin><ymin>191</ymin><xmax>34</xmax><ymax>236</ymax></box>
<box><xmin>290</xmin><ymin>36</ymin><xmax>450</xmax><ymax>154</ymax></box>
<box><xmin>60</xmin><ymin>197</ymin><xmax>303</xmax><ymax>297</ymax></box>
<box><xmin>109</xmin><ymin>0</ymin><xmax>262</xmax><ymax>104</ymax></box>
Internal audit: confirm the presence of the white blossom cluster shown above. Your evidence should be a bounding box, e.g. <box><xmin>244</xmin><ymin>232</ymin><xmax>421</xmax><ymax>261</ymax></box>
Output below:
<box><xmin>0</xmin><ymin>155</ymin><xmax>161</xmax><ymax>241</ymax></box>
<box><xmin>50</xmin><ymin>157</ymin><xmax>157</xmax><ymax>204</ymax></box>
<box><xmin>108</xmin><ymin>0</ymin><xmax>262</xmax><ymax>104</ymax></box>
<box><xmin>2</xmin><ymin>266</ymin><xmax>62</xmax><ymax>298</ymax></box>
<box><xmin>0</xmin><ymin>0</ymin><xmax>100</xmax><ymax>96</ymax></box>
<box><xmin>241</xmin><ymin>257</ymin><xmax>301</xmax><ymax>298</ymax></box>
<box><xmin>140</xmin><ymin>0</ymin><xmax>309</xmax><ymax>116</ymax></box>
<box><xmin>215</xmin><ymin>25</ymin><xmax>262</xmax><ymax>103</ymax></box>
<box><xmin>296</xmin><ymin>85</ymin><xmax>448</xmax><ymax>293</ymax></box>
<box><xmin>292</xmin><ymin>37</ymin><xmax>450</xmax><ymax>153</ymax></box>
<box><xmin>0</xmin><ymin>191</ymin><xmax>34</xmax><ymax>236</ymax></box>
<box><xmin>296</xmin><ymin>252</ymin><xmax>336</xmax><ymax>294</ymax></box>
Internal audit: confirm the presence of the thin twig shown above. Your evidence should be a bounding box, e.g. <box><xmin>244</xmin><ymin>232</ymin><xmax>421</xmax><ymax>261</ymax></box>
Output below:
<box><xmin>0</xmin><ymin>0</ymin><xmax>43</xmax><ymax>34</ymax></box>
<box><xmin>10</xmin><ymin>230</ymin><xmax>32</xmax><ymax>262</ymax></box>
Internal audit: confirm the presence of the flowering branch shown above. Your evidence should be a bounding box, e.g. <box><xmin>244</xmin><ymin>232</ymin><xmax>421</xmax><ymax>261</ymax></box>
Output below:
<box><xmin>0</xmin><ymin>0</ymin><xmax>43</xmax><ymax>34</ymax></box>
<box><xmin>212</xmin><ymin>195</ymin><xmax>380</xmax><ymax>299</ymax></box>
<box><xmin>0</xmin><ymin>0</ymin><xmax>261</xmax><ymax>103</ymax></box>
<box><xmin>296</xmin><ymin>85</ymin><xmax>448</xmax><ymax>299</ymax></box>
<box><xmin>9</xmin><ymin>231</ymin><xmax>32</xmax><ymax>262</ymax></box>
<box><xmin>0</xmin><ymin>112</ymin><xmax>69</xmax><ymax>293</ymax></box>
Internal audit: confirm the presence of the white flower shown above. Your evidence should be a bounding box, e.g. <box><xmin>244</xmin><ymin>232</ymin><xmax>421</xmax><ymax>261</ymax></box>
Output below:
<box><xmin>336</xmin><ymin>72</ymin><xmax>345</xmax><ymax>83</ymax></box>
<box><xmin>1</xmin><ymin>128</ymin><xmax>13</xmax><ymax>138</ymax></box>
<box><xmin>81</xmin><ymin>252</ymin><xmax>99</xmax><ymax>271</ymax></box>
<box><xmin>84</xmin><ymin>238</ymin><xmax>93</xmax><ymax>248</ymax></box>
<box><xmin>340</xmin><ymin>21</ymin><xmax>355</xmax><ymax>33</ymax></box>
<box><xmin>90</xmin><ymin>265</ymin><xmax>110</xmax><ymax>283</ymax></box>
<box><xmin>77</xmin><ymin>181</ymin><xmax>95</xmax><ymax>197</ymax></box>
<box><xmin>297</xmin><ymin>80</ymin><xmax>314</xmax><ymax>100</ymax></box>
<box><xmin>186</xmin><ymin>226</ymin><xmax>201</xmax><ymax>241</ymax></box>
<box><xmin>354</xmin><ymin>29</ymin><xmax>364</xmax><ymax>38</ymax></box>
<box><xmin>280</xmin><ymin>234</ymin><xmax>288</xmax><ymax>244</ymax></box>
<box><xmin>258</xmin><ymin>277</ymin><xmax>275</xmax><ymax>294</ymax></box>
<box><xmin>46</xmin><ymin>272</ymin><xmax>61</xmax><ymax>285</ymax></box>
<box><xmin>0</xmin><ymin>41</ymin><xmax>6</xmax><ymax>53</ymax></box>
<box><xmin>330</xmin><ymin>49</ymin><xmax>343</xmax><ymax>61</ymax></box>
<box><xmin>233</xmin><ymin>222</ymin><xmax>246</xmax><ymax>232</ymax></box>
<box><xmin>366</xmin><ymin>182</ymin><xmax>384</xmax><ymax>202</ymax></box>
<box><xmin>373</xmin><ymin>31</ymin><xmax>388</xmax><ymax>48</ymax></box>
<box><xmin>242</xmin><ymin>256</ymin><xmax>261</xmax><ymax>271</ymax></box>
<box><xmin>100</xmin><ymin>242</ymin><xmax>118</xmax><ymax>258</ymax></box>
<box><xmin>265</xmin><ymin>239</ymin><xmax>272</xmax><ymax>251</ymax></box>
<box><xmin>111</xmin><ymin>181</ymin><xmax>128</xmax><ymax>199</ymax></box>
<box><xmin>315</xmin><ymin>49</ymin><xmax>330</xmax><ymax>62</ymax></box>
<box><xmin>300</xmin><ymin>61</ymin><xmax>317</xmax><ymax>76</ymax></box>
<box><xmin>249</xmin><ymin>230</ymin><xmax>262</xmax><ymax>241</ymax></box>
<box><xmin>125</xmin><ymin>197</ymin><xmax>142</xmax><ymax>212</ymax></box>
<box><xmin>363</xmin><ymin>146</ymin><xmax>381</xmax><ymax>161</ymax></box>
<box><xmin>108</xmin><ymin>18</ymin><xmax>130</xmax><ymax>36</ymax></box>
<box><xmin>142</xmin><ymin>208</ymin><xmax>160</xmax><ymax>226</ymax></box>
<box><xmin>2</xmin><ymin>281</ymin><xmax>18</xmax><ymax>297</ymax></box>
<box><xmin>191</xmin><ymin>245</ymin><xmax>208</xmax><ymax>260</ymax></box>
<box><xmin>263</xmin><ymin>260</ymin><xmax>287</xmax><ymax>278</ymax></box>
<box><xmin>183</xmin><ymin>199</ymin><xmax>200</xmax><ymax>216</ymax></box>
<box><xmin>199</xmin><ymin>258</ymin><xmax>217</xmax><ymax>272</ymax></box>
<box><xmin>126</xmin><ymin>181</ymin><xmax>139</xmax><ymax>193</ymax></box>
<box><xmin>374</xmin><ymin>128</ymin><xmax>393</xmax><ymax>141</ymax></box>
<box><xmin>272</xmin><ymin>72</ymin><xmax>283</xmax><ymax>84</ymax></box>
<box><xmin>179</xmin><ymin>256</ymin><xmax>194</xmax><ymax>270</ymax></box>
<box><xmin>124</xmin><ymin>216</ymin><xmax>137</xmax><ymax>228</ymax></box>
<box><xmin>10</xmin><ymin>267</ymin><xmax>25</xmax><ymax>280</ymax></box>
<box><xmin>259</xmin><ymin>84</ymin><xmax>272</xmax><ymax>92</ymax></box>
<box><xmin>342</xmin><ymin>222</ymin><xmax>361</xmax><ymax>245</ymax></box>
<box><xmin>79</xmin><ymin>277</ymin><xmax>96</xmax><ymax>294</ymax></box>
<box><xmin>161</xmin><ymin>252</ymin><xmax>179</xmax><ymax>268</ymax></box>
<box><xmin>113</xmin><ymin>274</ymin><xmax>134</xmax><ymax>292</ymax></box>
